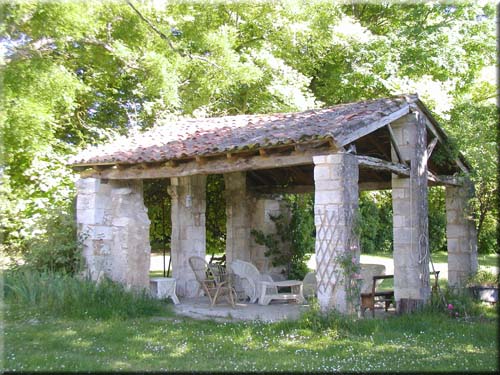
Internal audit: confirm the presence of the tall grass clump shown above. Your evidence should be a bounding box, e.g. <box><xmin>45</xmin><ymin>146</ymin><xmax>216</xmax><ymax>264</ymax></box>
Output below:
<box><xmin>4</xmin><ymin>269</ymin><xmax>170</xmax><ymax>319</ymax></box>
<box><xmin>297</xmin><ymin>298</ymin><xmax>354</xmax><ymax>337</ymax></box>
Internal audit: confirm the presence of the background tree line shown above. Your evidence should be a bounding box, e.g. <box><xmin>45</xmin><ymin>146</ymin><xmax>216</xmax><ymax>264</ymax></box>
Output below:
<box><xmin>1</xmin><ymin>1</ymin><xmax>496</xmax><ymax>272</ymax></box>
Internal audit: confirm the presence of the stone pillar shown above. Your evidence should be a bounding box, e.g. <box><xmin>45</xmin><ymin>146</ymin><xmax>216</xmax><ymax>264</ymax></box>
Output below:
<box><xmin>445</xmin><ymin>181</ymin><xmax>478</xmax><ymax>287</ymax></box>
<box><xmin>225</xmin><ymin>172</ymin><xmax>251</xmax><ymax>264</ymax></box>
<box><xmin>391</xmin><ymin>112</ymin><xmax>431</xmax><ymax>313</ymax></box>
<box><xmin>76</xmin><ymin>178</ymin><xmax>151</xmax><ymax>289</ymax></box>
<box><xmin>167</xmin><ymin>175</ymin><xmax>207</xmax><ymax>297</ymax></box>
<box><xmin>313</xmin><ymin>153</ymin><xmax>359</xmax><ymax>314</ymax></box>
<box><xmin>248</xmin><ymin>196</ymin><xmax>289</xmax><ymax>277</ymax></box>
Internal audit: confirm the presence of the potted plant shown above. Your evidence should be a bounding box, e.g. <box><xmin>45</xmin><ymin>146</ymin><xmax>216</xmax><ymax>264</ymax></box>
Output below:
<box><xmin>466</xmin><ymin>270</ymin><xmax>499</xmax><ymax>303</ymax></box>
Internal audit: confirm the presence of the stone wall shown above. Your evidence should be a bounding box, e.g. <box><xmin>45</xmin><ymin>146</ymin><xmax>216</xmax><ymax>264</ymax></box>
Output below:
<box><xmin>248</xmin><ymin>196</ymin><xmax>289</xmax><ymax>277</ymax></box>
<box><xmin>168</xmin><ymin>175</ymin><xmax>207</xmax><ymax>297</ymax></box>
<box><xmin>446</xmin><ymin>181</ymin><xmax>478</xmax><ymax>287</ymax></box>
<box><xmin>313</xmin><ymin>153</ymin><xmax>359</xmax><ymax>313</ymax></box>
<box><xmin>391</xmin><ymin>112</ymin><xmax>431</xmax><ymax>312</ymax></box>
<box><xmin>225</xmin><ymin>172</ymin><xmax>251</xmax><ymax>264</ymax></box>
<box><xmin>76</xmin><ymin>178</ymin><xmax>151</xmax><ymax>289</ymax></box>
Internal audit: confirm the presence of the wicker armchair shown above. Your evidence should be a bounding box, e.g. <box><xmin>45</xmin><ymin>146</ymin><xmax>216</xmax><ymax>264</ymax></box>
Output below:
<box><xmin>188</xmin><ymin>256</ymin><xmax>236</xmax><ymax>307</ymax></box>
<box><xmin>228</xmin><ymin>260</ymin><xmax>278</xmax><ymax>303</ymax></box>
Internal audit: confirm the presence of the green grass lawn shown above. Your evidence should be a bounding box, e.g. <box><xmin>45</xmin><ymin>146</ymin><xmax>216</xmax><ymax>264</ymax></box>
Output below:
<box><xmin>4</xmin><ymin>298</ymin><xmax>498</xmax><ymax>372</ymax></box>
<box><xmin>429</xmin><ymin>251</ymin><xmax>499</xmax><ymax>268</ymax></box>
<box><xmin>150</xmin><ymin>270</ymin><xmax>171</xmax><ymax>278</ymax></box>
<box><xmin>4</xmin><ymin>252</ymin><xmax>499</xmax><ymax>372</ymax></box>
<box><xmin>4</xmin><ymin>303</ymin><xmax>498</xmax><ymax>372</ymax></box>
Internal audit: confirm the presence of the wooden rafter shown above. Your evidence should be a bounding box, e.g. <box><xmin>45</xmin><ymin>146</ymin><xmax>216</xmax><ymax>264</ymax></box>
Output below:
<box><xmin>259</xmin><ymin>148</ymin><xmax>268</xmax><ymax>157</ymax></box>
<box><xmin>338</xmin><ymin>105</ymin><xmax>409</xmax><ymax>146</ymax></box>
<box><xmin>360</xmin><ymin>132</ymin><xmax>390</xmax><ymax>161</ymax></box>
<box><xmin>247</xmin><ymin>170</ymin><xmax>271</xmax><ymax>186</ymax></box>
<box><xmin>387</xmin><ymin>124</ymin><xmax>406</xmax><ymax>165</ymax></box>
<box><xmin>250</xmin><ymin>184</ymin><xmax>313</xmax><ymax>195</ymax></box>
<box><xmin>413</xmin><ymin>103</ymin><xmax>470</xmax><ymax>174</ymax></box>
<box><xmin>426</xmin><ymin>137</ymin><xmax>439</xmax><ymax>157</ymax></box>
<box><xmin>195</xmin><ymin>156</ymin><xmax>207</xmax><ymax>165</ymax></box>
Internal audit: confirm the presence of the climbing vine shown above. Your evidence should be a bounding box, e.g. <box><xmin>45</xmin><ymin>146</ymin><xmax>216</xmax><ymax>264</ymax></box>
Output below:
<box><xmin>250</xmin><ymin>194</ymin><xmax>314</xmax><ymax>280</ymax></box>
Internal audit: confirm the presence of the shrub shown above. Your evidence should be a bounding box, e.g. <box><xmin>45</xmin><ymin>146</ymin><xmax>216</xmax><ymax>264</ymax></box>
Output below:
<box><xmin>12</xmin><ymin>205</ymin><xmax>84</xmax><ymax>274</ymax></box>
<box><xmin>427</xmin><ymin>285</ymin><xmax>495</xmax><ymax>319</ymax></box>
<box><xmin>466</xmin><ymin>270</ymin><xmax>499</xmax><ymax>287</ymax></box>
<box><xmin>298</xmin><ymin>299</ymin><xmax>344</xmax><ymax>335</ymax></box>
<box><xmin>4</xmin><ymin>269</ymin><xmax>170</xmax><ymax>320</ymax></box>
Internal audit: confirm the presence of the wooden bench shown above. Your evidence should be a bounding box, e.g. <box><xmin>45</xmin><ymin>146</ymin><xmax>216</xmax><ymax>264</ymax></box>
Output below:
<box><xmin>360</xmin><ymin>271</ymin><xmax>440</xmax><ymax>317</ymax></box>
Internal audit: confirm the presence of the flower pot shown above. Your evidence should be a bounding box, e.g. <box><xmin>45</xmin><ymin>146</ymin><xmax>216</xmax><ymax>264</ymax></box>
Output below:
<box><xmin>468</xmin><ymin>286</ymin><xmax>498</xmax><ymax>303</ymax></box>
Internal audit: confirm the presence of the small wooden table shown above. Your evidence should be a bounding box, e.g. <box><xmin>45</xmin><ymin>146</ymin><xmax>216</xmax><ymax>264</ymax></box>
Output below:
<box><xmin>258</xmin><ymin>280</ymin><xmax>305</xmax><ymax>306</ymax></box>
<box><xmin>150</xmin><ymin>277</ymin><xmax>180</xmax><ymax>304</ymax></box>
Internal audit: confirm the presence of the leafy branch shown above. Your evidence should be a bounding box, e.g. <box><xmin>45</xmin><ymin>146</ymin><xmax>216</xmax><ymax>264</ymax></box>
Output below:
<box><xmin>126</xmin><ymin>0</ymin><xmax>222</xmax><ymax>69</ymax></box>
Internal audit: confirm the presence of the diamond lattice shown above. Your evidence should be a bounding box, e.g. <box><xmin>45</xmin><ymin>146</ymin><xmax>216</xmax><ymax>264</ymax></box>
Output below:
<box><xmin>315</xmin><ymin>209</ymin><xmax>343</xmax><ymax>295</ymax></box>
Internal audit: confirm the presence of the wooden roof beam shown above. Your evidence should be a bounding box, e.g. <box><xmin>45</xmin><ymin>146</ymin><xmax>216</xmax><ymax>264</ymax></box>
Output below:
<box><xmin>427</xmin><ymin>171</ymin><xmax>462</xmax><ymax>186</ymax></box>
<box><xmin>80</xmin><ymin>148</ymin><xmax>332</xmax><ymax>180</ymax></box>
<box><xmin>356</xmin><ymin>155</ymin><xmax>410</xmax><ymax>177</ymax></box>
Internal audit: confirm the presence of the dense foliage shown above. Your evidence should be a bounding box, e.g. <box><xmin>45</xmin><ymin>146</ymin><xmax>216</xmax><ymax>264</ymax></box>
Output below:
<box><xmin>143</xmin><ymin>179</ymin><xmax>171</xmax><ymax>252</ymax></box>
<box><xmin>205</xmin><ymin>174</ymin><xmax>226</xmax><ymax>255</ymax></box>
<box><xmin>358</xmin><ymin>191</ymin><xmax>393</xmax><ymax>254</ymax></box>
<box><xmin>1</xmin><ymin>1</ymin><xmax>497</xmax><ymax>269</ymax></box>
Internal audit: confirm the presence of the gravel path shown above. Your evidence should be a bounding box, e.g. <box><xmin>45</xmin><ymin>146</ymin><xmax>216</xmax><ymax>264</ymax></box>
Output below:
<box><xmin>150</xmin><ymin>253</ymin><xmax>498</xmax><ymax>279</ymax></box>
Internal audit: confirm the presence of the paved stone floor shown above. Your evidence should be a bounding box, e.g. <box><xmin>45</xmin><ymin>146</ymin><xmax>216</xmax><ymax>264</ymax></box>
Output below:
<box><xmin>173</xmin><ymin>296</ymin><xmax>310</xmax><ymax>322</ymax></box>
<box><xmin>172</xmin><ymin>296</ymin><xmax>396</xmax><ymax>322</ymax></box>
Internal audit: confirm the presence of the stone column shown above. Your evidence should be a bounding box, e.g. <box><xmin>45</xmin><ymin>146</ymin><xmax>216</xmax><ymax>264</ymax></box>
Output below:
<box><xmin>76</xmin><ymin>178</ymin><xmax>151</xmax><ymax>289</ymax></box>
<box><xmin>391</xmin><ymin>112</ymin><xmax>431</xmax><ymax>313</ymax></box>
<box><xmin>167</xmin><ymin>175</ymin><xmax>207</xmax><ymax>297</ymax></box>
<box><xmin>313</xmin><ymin>153</ymin><xmax>359</xmax><ymax>314</ymax></box>
<box><xmin>248</xmin><ymin>196</ymin><xmax>289</xmax><ymax>277</ymax></box>
<box><xmin>225</xmin><ymin>172</ymin><xmax>251</xmax><ymax>264</ymax></box>
<box><xmin>445</xmin><ymin>181</ymin><xmax>478</xmax><ymax>287</ymax></box>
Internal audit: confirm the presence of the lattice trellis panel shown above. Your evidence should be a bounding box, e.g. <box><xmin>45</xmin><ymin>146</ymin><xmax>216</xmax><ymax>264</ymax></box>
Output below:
<box><xmin>315</xmin><ymin>207</ymin><xmax>360</xmax><ymax>301</ymax></box>
<box><xmin>315</xmin><ymin>209</ymin><xmax>343</xmax><ymax>295</ymax></box>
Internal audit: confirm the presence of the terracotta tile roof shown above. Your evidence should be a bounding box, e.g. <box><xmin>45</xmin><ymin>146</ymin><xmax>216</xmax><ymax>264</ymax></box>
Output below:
<box><xmin>71</xmin><ymin>95</ymin><xmax>415</xmax><ymax>166</ymax></box>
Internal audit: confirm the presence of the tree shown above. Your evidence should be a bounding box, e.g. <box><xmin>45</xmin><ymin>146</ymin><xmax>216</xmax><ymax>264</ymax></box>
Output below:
<box><xmin>0</xmin><ymin>1</ymin><xmax>496</xmax><ymax>262</ymax></box>
<box><xmin>444</xmin><ymin>74</ymin><xmax>497</xmax><ymax>253</ymax></box>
